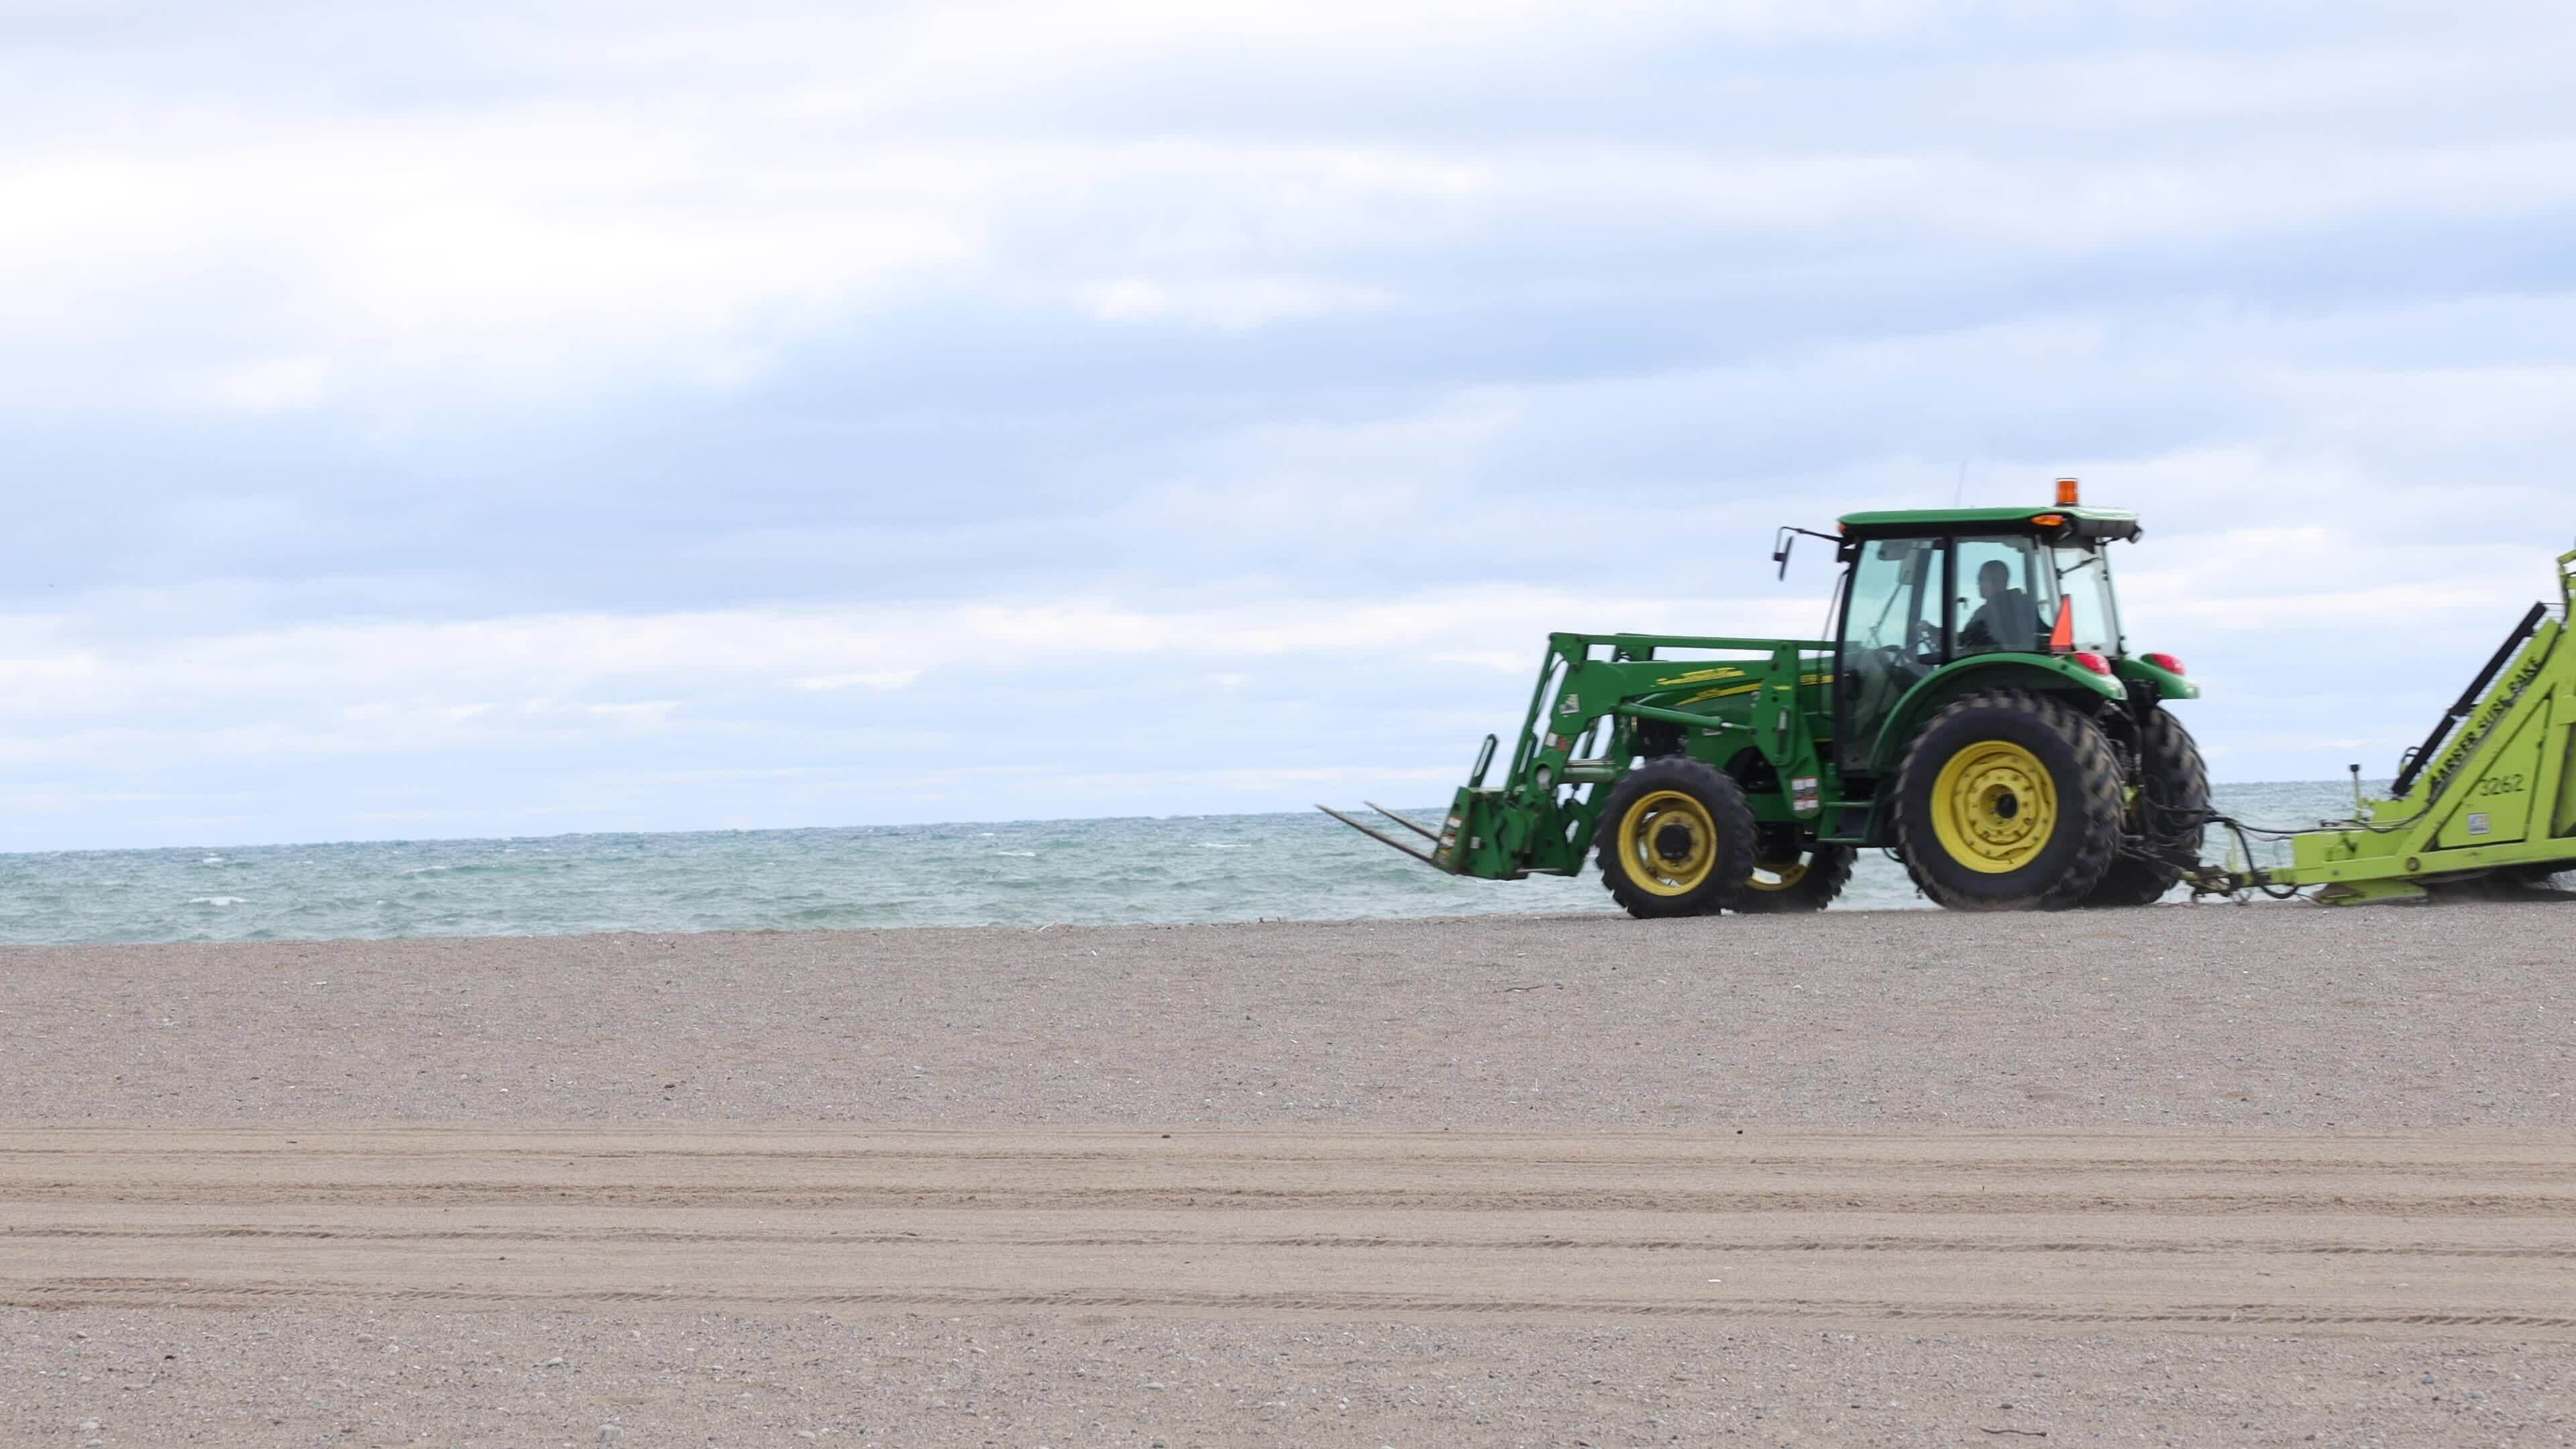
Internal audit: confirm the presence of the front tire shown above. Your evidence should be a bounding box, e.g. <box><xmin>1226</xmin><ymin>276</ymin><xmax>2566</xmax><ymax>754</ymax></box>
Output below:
<box><xmin>2082</xmin><ymin>708</ymin><xmax>2211</xmax><ymax>908</ymax></box>
<box><xmin>1594</xmin><ymin>757</ymin><xmax>1757</xmax><ymax>918</ymax></box>
<box><xmin>1893</xmin><ymin>689</ymin><xmax>2124</xmax><ymax>911</ymax></box>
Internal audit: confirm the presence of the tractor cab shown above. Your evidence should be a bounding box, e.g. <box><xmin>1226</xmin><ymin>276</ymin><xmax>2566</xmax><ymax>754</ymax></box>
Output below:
<box><xmin>1829</xmin><ymin>497</ymin><xmax>2145</xmax><ymax>779</ymax></box>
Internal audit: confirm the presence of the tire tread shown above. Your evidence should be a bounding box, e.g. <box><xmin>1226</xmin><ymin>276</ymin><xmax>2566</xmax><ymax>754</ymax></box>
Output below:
<box><xmin>1891</xmin><ymin>688</ymin><xmax>2123</xmax><ymax>912</ymax></box>
<box><xmin>2083</xmin><ymin>708</ymin><xmax>2210</xmax><ymax>908</ymax></box>
<box><xmin>1733</xmin><ymin>844</ymin><xmax>1859</xmax><ymax>914</ymax></box>
<box><xmin>1595</xmin><ymin>758</ymin><xmax>1759</xmax><ymax>918</ymax></box>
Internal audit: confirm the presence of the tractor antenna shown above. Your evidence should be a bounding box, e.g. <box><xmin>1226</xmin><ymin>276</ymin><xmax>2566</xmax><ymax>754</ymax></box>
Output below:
<box><xmin>1954</xmin><ymin>460</ymin><xmax>1966</xmax><ymax>506</ymax></box>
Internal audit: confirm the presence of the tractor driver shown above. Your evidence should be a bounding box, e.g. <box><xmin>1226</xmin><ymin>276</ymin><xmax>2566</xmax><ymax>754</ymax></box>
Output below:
<box><xmin>1959</xmin><ymin>557</ymin><xmax>2043</xmax><ymax>653</ymax></box>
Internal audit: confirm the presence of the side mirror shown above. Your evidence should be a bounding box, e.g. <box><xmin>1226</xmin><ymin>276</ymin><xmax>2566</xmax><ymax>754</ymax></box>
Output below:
<box><xmin>1773</xmin><ymin>525</ymin><xmax>1837</xmax><ymax>581</ymax></box>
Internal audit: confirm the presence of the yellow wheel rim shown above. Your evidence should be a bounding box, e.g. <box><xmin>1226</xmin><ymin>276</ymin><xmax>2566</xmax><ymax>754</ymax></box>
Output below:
<box><xmin>1746</xmin><ymin>857</ymin><xmax>1809</xmax><ymax>892</ymax></box>
<box><xmin>1619</xmin><ymin>790</ymin><xmax>1717</xmax><ymax>896</ymax></box>
<box><xmin>1929</xmin><ymin>739</ymin><xmax>2059</xmax><ymax>874</ymax></box>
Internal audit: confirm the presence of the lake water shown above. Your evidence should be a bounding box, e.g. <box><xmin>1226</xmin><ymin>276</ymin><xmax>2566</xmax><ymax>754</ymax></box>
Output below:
<box><xmin>0</xmin><ymin>780</ymin><xmax>2409</xmax><ymax>945</ymax></box>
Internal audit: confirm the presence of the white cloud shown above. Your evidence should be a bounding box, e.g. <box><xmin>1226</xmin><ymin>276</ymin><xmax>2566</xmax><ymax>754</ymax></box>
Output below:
<box><xmin>1428</xmin><ymin>650</ymin><xmax>1529</xmax><ymax>672</ymax></box>
<box><xmin>0</xmin><ymin>582</ymin><xmax>1819</xmax><ymax>739</ymax></box>
<box><xmin>790</xmin><ymin>671</ymin><xmax>922</xmax><ymax>692</ymax></box>
<box><xmin>2</xmin><ymin>0</ymin><xmax>2573</xmax><ymax>850</ymax></box>
<box><xmin>197</xmin><ymin>354</ymin><xmax>337</xmax><ymax>414</ymax></box>
<box><xmin>1089</xmin><ymin>275</ymin><xmax>1391</xmax><ymax>330</ymax></box>
<box><xmin>6</xmin><ymin>1</ymin><xmax>2570</xmax><ymax>415</ymax></box>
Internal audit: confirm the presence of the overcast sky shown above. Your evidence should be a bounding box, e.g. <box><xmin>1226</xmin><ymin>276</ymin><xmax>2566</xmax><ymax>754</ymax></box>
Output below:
<box><xmin>5</xmin><ymin>0</ymin><xmax>2574</xmax><ymax>850</ymax></box>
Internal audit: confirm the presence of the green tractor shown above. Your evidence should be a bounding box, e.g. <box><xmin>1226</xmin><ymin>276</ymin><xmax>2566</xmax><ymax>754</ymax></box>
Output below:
<box><xmin>1324</xmin><ymin>482</ymin><xmax>2208</xmax><ymax>914</ymax></box>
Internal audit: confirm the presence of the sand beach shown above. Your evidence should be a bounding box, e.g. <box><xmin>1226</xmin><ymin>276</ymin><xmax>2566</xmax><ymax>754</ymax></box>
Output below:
<box><xmin>5</xmin><ymin>903</ymin><xmax>2575</xmax><ymax>1444</ymax></box>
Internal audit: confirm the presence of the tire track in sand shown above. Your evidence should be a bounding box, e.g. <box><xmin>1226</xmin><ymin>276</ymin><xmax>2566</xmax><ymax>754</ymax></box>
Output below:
<box><xmin>5</xmin><ymin>1127</ymin><xmax>2572</xmax><ymax>1336</ymax></box>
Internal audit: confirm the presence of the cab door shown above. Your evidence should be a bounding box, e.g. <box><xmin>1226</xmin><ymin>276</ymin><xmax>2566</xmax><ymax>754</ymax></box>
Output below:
<box><xmin>1834</xmin><ymin>537</ymin><xmax>1950</xmax><ymax>775</ymax></box>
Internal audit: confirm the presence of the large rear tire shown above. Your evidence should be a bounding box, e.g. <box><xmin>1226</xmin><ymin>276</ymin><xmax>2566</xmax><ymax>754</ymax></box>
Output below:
<box><xmin>2082</xmin><ymin>708</ymin><xmax>2211</xmax><ymax>908</ymax></box>
<box><xmin>1594</xmin><ymin>757</ymin><xmax>1757</xmax><ymax>918</ymax></box>
<box><xmin>1892</xmin><ymin>689</ymin><xmax>2124</xmax><ymax>911</ymax></box>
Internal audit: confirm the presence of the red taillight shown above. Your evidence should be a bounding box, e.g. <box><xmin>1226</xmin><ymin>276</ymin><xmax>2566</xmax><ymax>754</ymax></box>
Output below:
<box><xmin>2145</xmin><ymin>651</ymin><xmax>2185</xmax><ymax>676</ymax></box>
<box><xmin>2070</xmin><ymin>651</ymin><xmax>2111</xmax><ymax>675</ymax></box>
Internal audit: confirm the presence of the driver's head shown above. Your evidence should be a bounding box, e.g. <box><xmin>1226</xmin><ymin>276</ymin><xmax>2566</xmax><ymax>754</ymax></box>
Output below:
<box><xmin>1978</xmin><ymin>559</ymin><xmax>2011</xmax><ymax>600</ymax></box>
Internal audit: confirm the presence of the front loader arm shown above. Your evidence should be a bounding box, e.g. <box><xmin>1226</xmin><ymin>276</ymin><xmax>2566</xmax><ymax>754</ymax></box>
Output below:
<box><xmin>1475</xmin><ymin>633</ymin><xmax>1834</xmax><ymax>872</ymax></box>
<box><xmin>1327</xmin><ymin>630</ymin><xmax>1836</xmax><ymax>882</ymax></box>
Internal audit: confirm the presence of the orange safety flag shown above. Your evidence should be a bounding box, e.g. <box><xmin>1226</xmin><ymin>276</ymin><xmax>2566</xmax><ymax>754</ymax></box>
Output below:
<box><xmin>2048</xmin><ymin>598</ymin><xmax>2075</xmax><ymax>653</ymax></box>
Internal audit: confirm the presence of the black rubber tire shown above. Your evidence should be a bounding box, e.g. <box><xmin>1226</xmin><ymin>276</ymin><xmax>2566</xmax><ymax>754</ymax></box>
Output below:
<box><xmin>1733</xmin><ymin>841</ymin><xmax>1858</xmax><ymax>914</ymax></box>
<box><xmin>1593</xmin><ymin>757</ymin><xmax>1757</xmax><ymax>919</ymax></box>
<box><xmin>1892</xmin><ymin>688</ymin><xmax>2125</xmax><ymax>911</ymax></box>
<box><xmin>2082</xmin><ymin>708</ymin><xmax>2211</xmax><ymax>908</ymax></box>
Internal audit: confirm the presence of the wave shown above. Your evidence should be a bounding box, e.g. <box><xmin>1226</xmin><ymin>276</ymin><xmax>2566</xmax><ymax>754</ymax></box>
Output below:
<box><xmin>0</xmin><ymin>783</ymin><xmax>2351</xmax><ymax>944</ymax></box>
<box><xmin>398</xmin><ymin>863</ymin><xmax>529</xmax><ymax>877</ymax></box>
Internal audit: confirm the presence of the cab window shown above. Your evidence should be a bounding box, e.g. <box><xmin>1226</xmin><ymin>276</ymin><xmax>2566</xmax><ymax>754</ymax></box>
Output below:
<box><xmin>1845</xmin><ymin>538</ymin><xmax>1943</xmax><ymax>657</ymax></box>
<box><xmin>1953</xmin><ymin>536</ymin><xmax>2051</xmax><ymax>655</ymax></box>
<box><xmin>1836</xmin><ymin>538</ymin><xmax>1945</xmax><ymax>770</ymax></box>
<box><xmin>2052</xmin><ymin>545</ymin><xmax>2121</xmax><ymax>653</ymax></box>
<box><xmin>1952</xmin><ymin>535</ymin><xmax>2121</xmax><ymax>654</ymax></box>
